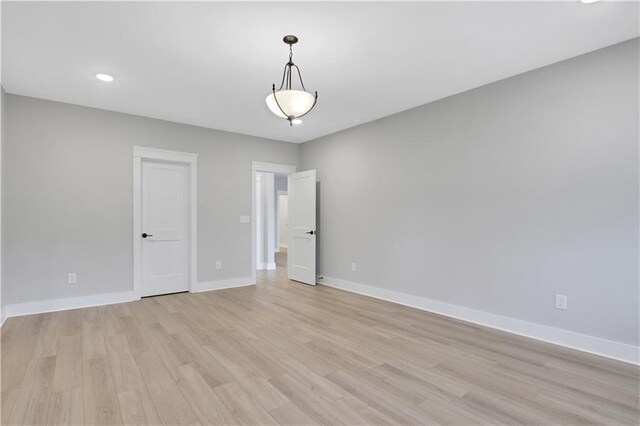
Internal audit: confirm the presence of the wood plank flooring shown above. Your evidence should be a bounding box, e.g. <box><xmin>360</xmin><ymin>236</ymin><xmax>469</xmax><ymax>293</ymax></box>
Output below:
<box><xmin>2</xmin><ymin>252</ymin><xmax>639</xmax><ymax>425</ymax></box>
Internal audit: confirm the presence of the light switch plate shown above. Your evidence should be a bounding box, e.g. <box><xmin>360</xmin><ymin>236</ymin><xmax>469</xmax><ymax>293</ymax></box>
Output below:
<box><xmin>240</xmin><ymin>215</ymin><xmax>250</xmax><ymax>223</ymax></box>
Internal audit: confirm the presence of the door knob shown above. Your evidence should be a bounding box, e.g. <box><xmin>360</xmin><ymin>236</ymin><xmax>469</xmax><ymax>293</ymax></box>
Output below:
<box><xmin>306</xmin><ymin>230</ymin><xmax>315</xmax><ymax>235</ymax></box>
<box><xmin>141</xmin><ymin>233</ymin><xmax>153</xmax><ymax>238</ymax></box>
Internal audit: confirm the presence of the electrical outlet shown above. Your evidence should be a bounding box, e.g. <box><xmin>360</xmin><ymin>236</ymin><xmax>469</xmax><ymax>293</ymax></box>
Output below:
<box><xmin>68</xmin><ymin>273</ymin><xmax>77</xmax><ymax>284</ymax></box>
<box><xmin>555</xmin><ymin>294</ymin><xmax>568</xmax><ymax>310</ymax></box>
<box><xmin>216</xmin><ymin>261</ymin><xmax>222</xmax><ymax>270</ymax></box>
<box><xmin>351</xmin><ymin>262</ymin><xmax>356</xmax><ymax>272</ymax></box>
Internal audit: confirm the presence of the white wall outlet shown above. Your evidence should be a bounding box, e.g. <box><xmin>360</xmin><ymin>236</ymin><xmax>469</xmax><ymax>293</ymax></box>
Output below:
<box><xmin>68</xmin><ymin>273</ymin><xmax>77</xmax><ymax>284</ymax></box>
<box><xmin>216</xmin><ymin>261</ymin><xmax>222</xmax><ymax>270</ymax></box>
<box><xmin>240</xmin><ymin>215</ymin><xmax>250</xmax><ymax>224</ymax></box>
<box><xmin>351</xmin><ymin>262</ymin><xmax>356</xmax><ymax>272</ymax></box>
<box><xmin>555</xmin><ymin>294</ymin><xmax>568</xmax><ymax>310</ymax></box>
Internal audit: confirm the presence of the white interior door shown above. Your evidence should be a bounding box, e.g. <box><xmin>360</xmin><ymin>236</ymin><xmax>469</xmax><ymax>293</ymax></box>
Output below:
<box><xmin>288</xmin><ymin>170</ymin><xmax>316</xmax><ymax>285</ymax></box>
<box><xmin>141</xmin><ymin>161</ymin><xmax>189</xmax><ymax>297</ymax></box>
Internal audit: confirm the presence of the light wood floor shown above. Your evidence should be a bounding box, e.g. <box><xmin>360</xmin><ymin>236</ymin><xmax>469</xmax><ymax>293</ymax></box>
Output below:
<box><xmin>2</xmin><ymin>252</ymin><xmax>639</xmax><ymax>425</ymax></box>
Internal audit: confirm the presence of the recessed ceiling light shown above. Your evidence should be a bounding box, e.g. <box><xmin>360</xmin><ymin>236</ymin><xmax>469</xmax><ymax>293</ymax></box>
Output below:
<box><xmin>95</xmin><ymin>73</ymin><xmax>114</xmax><ymax>82</ymax></box>
<box><xmin>580</xmin><ymin>0</ymin><xmax>599</xmax><ymax>4</ymax></box>
<box><xmin>291</xmin><ymin>119</ymin><xmax>303</xmax><ymax>125</ymax></box>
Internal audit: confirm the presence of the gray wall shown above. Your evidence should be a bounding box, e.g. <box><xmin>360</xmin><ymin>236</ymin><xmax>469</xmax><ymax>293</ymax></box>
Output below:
<box><xmin>301</xmin><ymin>39</ymin><xmax>639</xmax><ymax>345</ymax></box>
<box><xmin>3</xmin><ymin>95</ymin><xmax>299</xmax><ymax>305</ymax></box>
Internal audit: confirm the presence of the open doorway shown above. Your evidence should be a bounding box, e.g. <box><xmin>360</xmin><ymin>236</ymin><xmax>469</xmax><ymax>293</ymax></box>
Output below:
<box><xmin>256</xmin><ymin>172</ymin><xmax>288</xmax><ymax>270</ymax></box>
<box><xmin>251</xmin><ymin>161</ymin><xmax>316</xmax><ymax>286</ymax></box>
<box><xmin>275</xmin><ymin>178</ymin><xmax>288</xmax><ymax>269</ymax></box>
<box><xmin>251</xmin><ymin>162</ymin><xmax>297</xmax><ymax>283</ymax></box>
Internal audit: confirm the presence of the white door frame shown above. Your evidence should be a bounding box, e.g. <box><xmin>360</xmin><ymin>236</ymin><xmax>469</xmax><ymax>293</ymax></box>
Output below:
<box><xmin>133</xmin><ymin>146</ymin><xmax>198</xmax><ymax>300</ymax></box>
<box><xmin>251</xmin><ymin>161</ymin><xmax>297</xmax><ymax>283</ymax></box>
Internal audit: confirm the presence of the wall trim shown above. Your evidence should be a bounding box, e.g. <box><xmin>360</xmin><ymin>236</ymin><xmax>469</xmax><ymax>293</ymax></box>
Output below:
<box><xmin>192</xmin><ymin>276</ymin><xmax>255</xmax><ymax>293</ymax></box>
<box><xmin>251</xmin><ymin>161</ymin><xmax>298</xmax><ymax>175</ymax></box>
<box><xmin>2</xmin><ymin>274</ymin><xmax>256</xmax><ymax>320</ymax></box>
<box><xmin>133</xmin><ymin>146</ymin><xmax>198</xmax><ymax>164</ymax></box>
<box><xmin>320</xmin><ymin>276</ymin><xmax>640</xmax><ymax>365</ymax></box>
<box><xmin>257</xmin><ymin>262</ymin><xmax>277</xmax><ymax>270</ymax></box>
<box><xmin>3</xmin><ymin>291</ymin><xmax>135</xmax><ymax>318</ymax></box>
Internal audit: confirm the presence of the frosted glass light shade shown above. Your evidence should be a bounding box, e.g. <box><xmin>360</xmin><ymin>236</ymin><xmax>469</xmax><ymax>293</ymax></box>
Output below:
<box><xmin>266</xmin><ymin>90</ymin><xmax>315</xmax><ymax>119</ymax></box>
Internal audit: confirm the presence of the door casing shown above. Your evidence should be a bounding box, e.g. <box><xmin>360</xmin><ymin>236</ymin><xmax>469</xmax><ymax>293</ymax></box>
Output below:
<box><xmin>133</xmin><ymin>146</ymin><xmax>198</xmax><ymax>300</ymax></box>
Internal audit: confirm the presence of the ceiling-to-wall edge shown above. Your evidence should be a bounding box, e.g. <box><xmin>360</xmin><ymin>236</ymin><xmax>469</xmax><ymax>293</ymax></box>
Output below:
<box><xmin>3</xmin><ymin>38</ymin><xmax>637</xmax><ymax>146</ymax></box>
<box><xmin>300</xmin><ymin>37</ymin><xmax>640</xmax><ymax>147</ymax></box>
<box><xmin>1</xmin><ymin>91</ymin><xmax>300</xmax><ymax>146</ymax></box>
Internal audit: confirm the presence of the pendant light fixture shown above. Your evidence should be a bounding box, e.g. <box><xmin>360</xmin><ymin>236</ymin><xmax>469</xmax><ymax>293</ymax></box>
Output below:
<box><xmin>266</xmin><ymin>35</ymin><xmax>318</xmax><ymax>126</ymax></box>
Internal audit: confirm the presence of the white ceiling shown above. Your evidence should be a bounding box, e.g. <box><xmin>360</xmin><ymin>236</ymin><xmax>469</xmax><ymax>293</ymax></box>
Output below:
<box><xmin>2</xmin><ymin>1</ymin><xmax>638</xmax><ymax>144</ymax></box>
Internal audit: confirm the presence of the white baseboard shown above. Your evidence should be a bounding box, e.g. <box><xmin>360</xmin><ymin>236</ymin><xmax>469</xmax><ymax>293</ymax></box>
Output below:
<box><xmin>257</xmin><ymin>262</ymin><xmax>277</xmax><ymax>270</ymax></box>
<box><xmin>1</xmin><ymin>276</ymin><xmax>257</xmax><ymax>322</ymax></box>
<box><xmin>192</xmin><ymin>276</ymin><xmax>255</xmax><ymax>293</ymax></box>
<box><xmin>320</xmin><ymin>276</ymin><xmax>640</xmax><ymax>365</ymax></box>
<box><xmin>4</xmin><ymin>290</ymin><xmax>135</xmax><ymax>319</ymax></box>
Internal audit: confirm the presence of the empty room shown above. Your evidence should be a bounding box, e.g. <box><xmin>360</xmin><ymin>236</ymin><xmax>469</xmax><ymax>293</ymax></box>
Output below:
<box><xmin>1</xmin><ymin>1</ymin><xmax>638</xmax><ymax>425</ymax></box>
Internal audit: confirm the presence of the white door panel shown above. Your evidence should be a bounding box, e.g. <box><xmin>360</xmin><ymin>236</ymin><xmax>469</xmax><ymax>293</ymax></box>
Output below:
<box><xmin>142</xmin><ymin>161</ymin><xmax>189</xmax><ymax>297</ymax></box>
<box><xmin>288</xmin><ymin>170</ymin><xmax>316</xmax><ymax>285</ymax></box>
